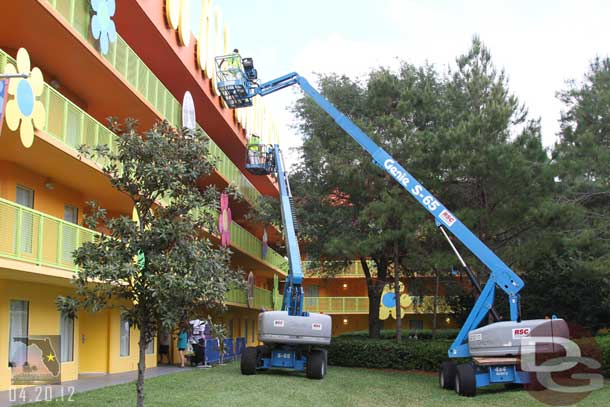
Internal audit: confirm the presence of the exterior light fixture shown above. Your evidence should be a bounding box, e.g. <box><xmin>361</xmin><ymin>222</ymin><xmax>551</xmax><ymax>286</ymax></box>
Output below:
<box><xmin>343</xmin><ymin>318</ymin><xmax>348</xmax><ymax>325</ymax></box>
<box><xmin>342</xmin><ymin>283</ymin><xmax>348</xmax><ymax>289</ymax></box>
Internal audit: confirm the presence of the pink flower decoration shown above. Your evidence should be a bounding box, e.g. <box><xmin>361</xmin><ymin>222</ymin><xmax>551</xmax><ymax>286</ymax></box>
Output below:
<box><xmin>218</xmin><ymin>193</ymin><xmax>232</xmax><ymax>247</ymax></box>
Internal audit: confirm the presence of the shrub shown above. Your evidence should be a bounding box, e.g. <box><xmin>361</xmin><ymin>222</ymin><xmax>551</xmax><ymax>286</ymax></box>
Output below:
<box><xmin>338</xmin><ymin>328</ymin><xmax>459</xmax><ymax>341</ymax></box>
<box><xmin>327</xmin><ymin>334</ymin><xmax>610</xmax><ymax>376</ymax></box>
<box><xmin>597</xmin><ymin>334</ymin><xmax>610</xmax><ymax>377</ymax></box>
<box><xmin>325</xmin><ymin>337</ymin><xmax>454</xmax><ymax>371</ymax></box>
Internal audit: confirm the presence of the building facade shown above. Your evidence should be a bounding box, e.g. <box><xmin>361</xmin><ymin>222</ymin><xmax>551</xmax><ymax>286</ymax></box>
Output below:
<box><xmin>0</xmin><ymin>0</ymin><xmax>287</xmax><ymax>390</ymax></box>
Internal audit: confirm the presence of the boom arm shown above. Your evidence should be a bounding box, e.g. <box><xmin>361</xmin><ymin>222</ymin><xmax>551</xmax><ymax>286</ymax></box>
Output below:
<box><xmin>271</xmin><ymin>145</ymin><xmax>306</xmax><ymax>317</ymax></box>
<box><xmin>217</xmin><ymin>64</ymin><xmax>524</xmax><ymax>357</ymax></box>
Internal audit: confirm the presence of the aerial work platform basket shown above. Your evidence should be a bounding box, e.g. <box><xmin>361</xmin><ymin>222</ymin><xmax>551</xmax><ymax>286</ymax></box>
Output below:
<box><xmin>215</xmin><ymin>54</ymin><xmax>256</xmax><ymax>108</ymax></box>
<box><xmin>245</xmin><ymin>143</ymin><xmax>274</xmax><ymax>175</ymax></box>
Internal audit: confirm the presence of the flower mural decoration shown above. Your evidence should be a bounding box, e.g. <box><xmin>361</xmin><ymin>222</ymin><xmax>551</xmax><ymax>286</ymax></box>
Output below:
<box><xmin>165</xmin><ymin>0</ymin><xmax>192</xmax><ymax>47</ymax></box>
<box><xmin>91</xmin><ymin>0</ymin><xmax>117</xmax><ymax>55</ymax></box>
<box><xmin>261</xmin><ymin>225</ymin><xmax>268</xmax><ymax>259</ymax></box>
<box><xmin>3</xmin><ymin>48</ymin><xmax>46</xmax><ymax>148</ymax></box>
<box><xmin>379</xmin><ymin>282</ymin><xmax>412</xmax><ymax>320</ymax></box>
<box><xmin>218</xmin><ymin>193</ymin><xmax>232</xmax><ymax>247</ymax></box>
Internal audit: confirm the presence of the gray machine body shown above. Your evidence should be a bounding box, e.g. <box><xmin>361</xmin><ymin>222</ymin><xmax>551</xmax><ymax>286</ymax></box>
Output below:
<box><xmin>258</xmin><ymin>311</ymin><xmax>332</xmax><ymax>346</ymax></box>
<box><xmin>468</xmin><ymin>318</ymin><xmax>569</xmax><ymax>357</ymax></box>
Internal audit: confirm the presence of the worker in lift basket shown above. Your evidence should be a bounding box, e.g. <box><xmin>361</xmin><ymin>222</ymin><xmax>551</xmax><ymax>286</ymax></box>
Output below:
<box><xmin>247</xmin><ymin>134</ymin><xmax>261</xmax><ymax>165</ymax></box>
<box><xmin>225</xmin><ymin>48</ymin><xmax>242</xmax><ymax>80</ymax></box>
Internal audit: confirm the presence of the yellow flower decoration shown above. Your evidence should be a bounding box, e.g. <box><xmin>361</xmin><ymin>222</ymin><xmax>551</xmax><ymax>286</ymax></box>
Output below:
<box><xmin>166</xmin><ymin>0</ymin><xmax>191</xmax><ymax>47</ymax></box>
<box><xmin>4</xmin><ymin>48</ymin><xmax>45</xmax><ymax>148</ymax></box>
<box><xmin>379</xmin><ymin>282</ymin><xmax>412</xmax><ymax>320</ymax></box>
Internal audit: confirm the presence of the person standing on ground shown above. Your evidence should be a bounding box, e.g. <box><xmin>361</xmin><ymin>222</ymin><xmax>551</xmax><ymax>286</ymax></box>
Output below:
<box><xmin>158</xmin><ymin>329</ymin><xmax>171</xmax><ymax>364</ymax></box>
<box><xmin>177</xmin><ymin>323</ymin><xmax>189</xmax><ymax>368</ymax></box>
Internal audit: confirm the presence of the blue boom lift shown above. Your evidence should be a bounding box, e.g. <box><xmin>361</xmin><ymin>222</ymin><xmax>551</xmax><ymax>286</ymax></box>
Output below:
<box><xmin>239</xmin><ymin>141</ymin><xmax>331</xmax><ymax>379</ymax></box>
<box><xmin>215</xmin><ymin>53</ymin><xmax>567</xmax><ymax>395</ymax></box>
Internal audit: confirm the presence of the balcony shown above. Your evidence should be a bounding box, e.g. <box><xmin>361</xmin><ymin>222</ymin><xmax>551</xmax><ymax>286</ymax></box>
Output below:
<box><xmin>303</xmin><ymin>260</ymin><xmax>377</xmax><ymax>278</ymax></box>
<box><xmin>303</xmin><ymin>296</ymin><xmax>450</xmax><ymax>314</ymax></box>
<box><xmin>41</xmin><ymin>0</ymin><xmax>264</xmax><ymax>207</ymax></box>
<box><xmin>0</xmin><ymin>198</ymin><xmax>97</xmax><ymax>272</ymax></box>
<box><xmin>0</xmin><ymin>49</ymin><xmax>286</xmax><ymax>274</ymax></box>
<box><xmin>226</xmin><ymin>286</ymin><xmax>275</xmax><ymax>310</ymax></box>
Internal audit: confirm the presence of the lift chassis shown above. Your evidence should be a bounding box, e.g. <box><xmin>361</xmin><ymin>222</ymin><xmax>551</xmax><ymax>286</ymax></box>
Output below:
<box><xmin>215</xmin><ymin>54</ymin><xmax>566</xmax><ymax>395</ymax></box>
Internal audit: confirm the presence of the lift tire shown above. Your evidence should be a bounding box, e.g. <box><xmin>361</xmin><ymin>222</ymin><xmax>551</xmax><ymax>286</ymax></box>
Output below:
<box><xmin>439</xmin><ymin>361</ymin><xmax>457</xmax><ymax>389</ymax></box>
<box><xmin>306</xmin><ymin>350</ymin><xmax>326</xmax><ymax>380</ymax></box>
<box><xmin>241</xmin><ymin>347</ymin><xmax>258</xmax><ymax>375</ymax></box>
<box><xmin>455</xmin><ymin>364</ymin><xmax>477</xmax><ymax>397</ymax></box>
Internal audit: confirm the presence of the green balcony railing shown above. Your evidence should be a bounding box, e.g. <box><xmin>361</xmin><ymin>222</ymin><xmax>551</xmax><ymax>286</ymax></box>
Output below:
<box><xmin>0</xmin><ymin>48</ymin><xmax>285</xmax><ymax>274</ymax></box>
<box><xmin>302</xmin><ymin>260</ymin><xmax>377</xmax><ymax>278</ymax></box>
<box><xmin>0</xmin><ymin>50</ymin><xmax>118</xmax><ymax>166</ymax></box>
<box><xmin>44</xmin><ymin>0</ymin><xmax>262</xmax><ymax>207</ymax></box>
<box><xmin>303</xmin><ymin>296</ymin><xmax>450</xmax><ymax>314</ymax></box>
<box><xmin>0</xmin><ymin>198</ymin><xmax>97</xmax><ymax>272</ymax></box>
<box><xmin>225</xmin><ymin>286</ymin><xmax>274</xmax><ymax>310</ymax></box>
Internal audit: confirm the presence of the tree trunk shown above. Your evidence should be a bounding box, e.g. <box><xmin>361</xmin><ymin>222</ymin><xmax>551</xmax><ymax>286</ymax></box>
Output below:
<box><xmin>137</xmin><ymin>329</ymin><xmax>147</xmax><ymax>407</ymax></box>
<box><xmin>367</xmin><ymin>293</ymin><xmax>383</xmax><ymax>339</ymax></box>
<box><xmin>361</xmin><ymin>257</ymin><xmax>384</xmax><ymax>339</ymax></box>
<box><xmin>394</xmin><ymin>241</ymin><xmax>401</xmax><ymax>343</ymax></box>
<box><xmin>432</xmin><ymin>268</ymin><xmax>439</xmax><ymax>338</ymax></box>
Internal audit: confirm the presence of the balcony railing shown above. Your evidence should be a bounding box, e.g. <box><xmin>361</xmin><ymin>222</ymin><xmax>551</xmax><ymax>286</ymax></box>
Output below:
<box><xmin>42</xmin><ymin>0</ymin><xmax>263</xmax><ymax>206</ymax></box>
<box><xmin>226</xmin><ymin>286</ymin><xmax>274</xmax><ymax>310</ymax></box>
<box><xmin>0</xmin><ymin>49</ymin><xmax>285</xmax><ymax>274</ymax></box>
<box><xmin>0</xmin><ymin>198</ymin><xmax>97</xmax><ymax>272</ymax></box>
<box><xmin>303</xmin><ymin>296</ymin><xmax>450</xmax><ymax>314</ymax></box>
<box><xmin>302</xmin><ymin>260</ymin><xmax>377</xmax><ymax>278</ymax></box>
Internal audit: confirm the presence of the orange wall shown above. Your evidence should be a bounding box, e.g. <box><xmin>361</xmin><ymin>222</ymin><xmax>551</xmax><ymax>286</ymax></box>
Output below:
<box><xmin>0</xmin><ymin>161</ymin><xmax>84</xmax><ymax>223</ymax></box>
<box><xmin>304</xmin><ymin>278</ymin><xmax>368</xmax><ymax>297</ymax></box>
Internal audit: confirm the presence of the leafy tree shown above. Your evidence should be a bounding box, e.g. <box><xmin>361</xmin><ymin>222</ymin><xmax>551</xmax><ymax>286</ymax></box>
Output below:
<box><xmin>520</xmin><ymin>57</ymin><xmax>610</xmax><ymax>331</ymax></box>
<box><xmin>290</xmin><ymin>62</ymin><xmax>447</xmax><ymax>338</ymax></box>
<box><xmin>291</xmin><ymin>37</ymin><xmax>554</xmax><ymax>338</ymax></box>
<box><xmin>57</xmin><ymin>119</ymin><xmax>243</xmax><ymax>407</ymax></box>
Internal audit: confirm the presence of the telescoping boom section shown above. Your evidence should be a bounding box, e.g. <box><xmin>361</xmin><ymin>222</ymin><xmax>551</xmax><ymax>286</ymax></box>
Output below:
<box><xmin>216</xmin><ymin>53</ymin><xmax>567</xmax><ymax>395</ymax></box>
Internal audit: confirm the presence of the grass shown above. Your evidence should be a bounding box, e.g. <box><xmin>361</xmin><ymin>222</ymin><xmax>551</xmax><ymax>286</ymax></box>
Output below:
<box><xmin>27</xmin><ymin>362</ymin><xmax>610</xmax><ymax>407</ymax></box>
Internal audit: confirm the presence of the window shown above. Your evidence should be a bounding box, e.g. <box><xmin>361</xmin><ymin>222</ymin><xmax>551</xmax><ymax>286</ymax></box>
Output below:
<box><xmin>244</xmin><ymin>319</ymin><xmax>248</xmax><ymax>342</ymax></box>
<box><xmin>145</xmin><ymin>337</ymin><xmax>154</xmax><ymax>355</ymax></box>
<box><xmin>120</xmin><ymin>314</ymin><xmax>130</xmax><ymax>357</ymax></box>
<box><xmin>60</xmin><ymin>313</ymin><xmax>74</xmax><ymax>362</ymax></box>
<box><xmin>9</xmin><ymin>300</ymin><xmax>29</xmax><ymax>367</ymax></box>
<box><xmin>15</xmin><ymin>186</ymin><xmax>34</xmax><ymax>254</ymax></box>
<box><xmin>62</xmin><ymin>205</ymin><xmax>79</xmax><ymax>264</ymax></box>
<box><xmin>251</xmin><ymin>320</ymin><xmax>255</xmax><ymax>342</ymax></box>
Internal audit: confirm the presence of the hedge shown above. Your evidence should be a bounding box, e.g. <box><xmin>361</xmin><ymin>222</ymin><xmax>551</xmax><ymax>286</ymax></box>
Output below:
<box><xmin>325</xmin><ymin>337</ymin><xmax>454</xmax><ymax>371</ymax></box>
<box><xmin>597</xmin><ymin>334</ymin><xmax>610</xmax><ymax>377</ymax></box>
<box><xmin>338</xmin><ymin>329</ymin><xmax>459</xmax><ymax>341</ymax></box>
<box><xmin>326</xmin><ymin>335</ymin><xmax>610</xmax><ymax>376</ymax></box>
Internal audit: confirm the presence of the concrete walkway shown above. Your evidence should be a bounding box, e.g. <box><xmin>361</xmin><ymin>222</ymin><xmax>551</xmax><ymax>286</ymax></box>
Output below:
<box><xmin>0</xmin><ymin>365</ymin><xmax>192</xmax><ymax>406</ymax></box>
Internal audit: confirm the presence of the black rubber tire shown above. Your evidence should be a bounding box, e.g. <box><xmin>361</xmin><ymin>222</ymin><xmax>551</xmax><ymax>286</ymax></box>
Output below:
<box><xmin>455</xmin><ymin>363</ymin><xmax>477</xmax><ymax>397</ymax></box>
<box><xmin>306</xmin><ymin>350</ymin><xmax>326</xmax><ymax>379</ymax></box>
<box><xmin>439</xmin><ymin>361</ymin><xmax>457</xmax><ymax>389</ymax></box>
<box><xmin>241</xmin><ymin>346</ymin><xmax>257</xmax><ymax>375</ymax></box>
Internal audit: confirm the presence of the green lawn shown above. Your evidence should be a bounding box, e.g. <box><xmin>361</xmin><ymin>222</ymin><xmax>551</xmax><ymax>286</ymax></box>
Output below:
<box><xmin>30</xmin><ymin>362</ymin><xmax>610</xmax><ymax>406</ymax></box>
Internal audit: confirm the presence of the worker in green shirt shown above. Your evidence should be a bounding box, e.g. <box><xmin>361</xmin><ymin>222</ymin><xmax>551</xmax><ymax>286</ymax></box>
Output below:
<box><xmin>224</xmin><ymin>48</ymin><xmax>242</xmax><ymax>80</ymax></box>
<box><xmin>247</xmin><ymin>134</ymin><xmax>261</xmax><ymax>165</ymax></box>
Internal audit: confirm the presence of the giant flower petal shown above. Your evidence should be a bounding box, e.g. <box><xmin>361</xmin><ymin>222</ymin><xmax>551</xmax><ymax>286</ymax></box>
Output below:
<box><xmin>20</xmin><ymin>118</ymin><xmax>34</xmax><ymax>148</ymax></box>
<box><xmin>5</xmin><ymin>99</ymin><xmax>21</xmax><ymax>131</ymax></box>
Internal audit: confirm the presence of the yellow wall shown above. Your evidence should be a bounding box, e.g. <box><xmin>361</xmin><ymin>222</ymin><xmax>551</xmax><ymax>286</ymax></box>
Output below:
<box><xmin>0</xmin><ymin>279</ymin><xmax>80</xmax><ymax>391</ymax></box>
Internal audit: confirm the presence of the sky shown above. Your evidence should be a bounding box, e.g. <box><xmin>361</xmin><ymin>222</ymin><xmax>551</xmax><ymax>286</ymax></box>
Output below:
<box><xmin>214</xmin><ymin>0</ymin><xmax>610</xmax><ymax>167</ymax></box>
